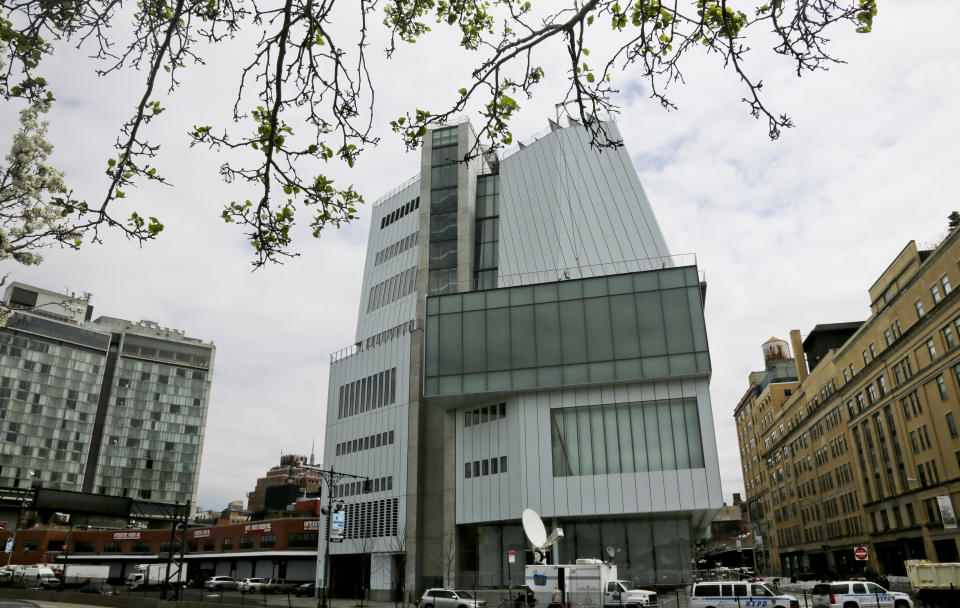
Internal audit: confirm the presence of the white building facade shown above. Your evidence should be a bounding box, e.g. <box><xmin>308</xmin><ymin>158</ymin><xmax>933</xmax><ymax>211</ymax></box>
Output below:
<box><xmin>321</xmin><ymin>120</ymin><xmax>723</xmax><ymax>600</ymax></box>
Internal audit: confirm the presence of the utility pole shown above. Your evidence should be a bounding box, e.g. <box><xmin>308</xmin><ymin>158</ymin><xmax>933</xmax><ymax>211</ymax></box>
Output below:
<box><xmin>287</xmin><ymin>464</ymin><xmax>369</xmax><ymax>608</ymax></box>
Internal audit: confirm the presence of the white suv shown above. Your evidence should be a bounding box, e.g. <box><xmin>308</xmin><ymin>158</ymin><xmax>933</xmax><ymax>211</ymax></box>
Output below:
<box><xmin>420</xmin><ymin>589</ymin><xmax>487</xmax><ymax>608</ymax></box>
<box><xmin>238</xmin><ymin>577</ymin><xmax>267</xmax><ymax>593</ymax></box>
<box><xmin>204</xmin><ymin>576</ymin><xmax>238</xmax><ymax>591</ymax></box>
<box><xmin>811</xmin><ymin>581</ymin><xmax>913</xmax><ymax>608</ymax></box>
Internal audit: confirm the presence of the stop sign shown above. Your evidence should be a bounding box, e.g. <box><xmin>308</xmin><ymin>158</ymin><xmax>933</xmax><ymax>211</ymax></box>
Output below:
<box><xmin>854</xmin><ymin>546</ymin><xmax>869</xmax><ymax>561</ymax></box>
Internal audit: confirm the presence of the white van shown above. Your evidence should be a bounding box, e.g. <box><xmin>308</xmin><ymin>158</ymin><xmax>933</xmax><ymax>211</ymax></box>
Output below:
<box><xmin>21</xmin><ymin>565</ymin><xmax>59</xmax><ymax>589</ymax></box>
<box><xmin>690</xmin><ymin>581</ymin><xmax>798</xmax><ymax>608</ymax></box>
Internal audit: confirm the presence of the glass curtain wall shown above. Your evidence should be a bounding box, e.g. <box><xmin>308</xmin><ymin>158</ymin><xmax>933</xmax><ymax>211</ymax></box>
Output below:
<box><xmin>549</xmin><ymin>398</ymin><xmax>705</xmax><ymax>476</ymax></box>
<box><xmin>425</xmin><ymin>267</ymin><xmax>709</xmax><ymax>396</ymax></box>
<box><xmin>458</xmin><ymin>517</ymin><xmax>693</xmax><ymax>587</ymax></box>
<box><xmin>428</xmin><ymin>126</ymin><xmax>459</xmax><ymax>295</ymax></box>
<box><xmin>474</xmin><ymin>174</ymin><xmax>499</xmax><ymax>290</ymax></box>
<box><xmin>0</xmin><ymin>330</ymin><xmax>105</xmax><ymax>490</ymax></box>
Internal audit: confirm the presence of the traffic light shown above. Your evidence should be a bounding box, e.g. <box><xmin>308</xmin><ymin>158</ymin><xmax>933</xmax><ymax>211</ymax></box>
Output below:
<box><xmin>362</xmin><ymin>480</ymin><xmax>373</xmax><ymax>494</ymax></box>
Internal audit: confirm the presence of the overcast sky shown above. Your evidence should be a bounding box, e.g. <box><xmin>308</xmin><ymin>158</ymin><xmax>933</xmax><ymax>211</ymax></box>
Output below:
<box><xmin>2</xmin><ymin>1</ymin><xmax>958</xmax><ymax>511</ymax></box>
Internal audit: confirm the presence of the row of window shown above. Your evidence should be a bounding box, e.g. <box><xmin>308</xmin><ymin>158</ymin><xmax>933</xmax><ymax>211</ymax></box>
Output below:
<box><xmin>375</xmin><ymin>231</ymin><xmax>418</xmax><ymax>266</ymax></box>
<box><xmin>464</xmin><ymin>456</ymin><xmax>507</xmax><ymax>479</ymax></box>
<box><xmin>379</xmin><ymin>197</ymin><xmax>419</xmax><ymax>230</ymax></box>
<box><xmin>366</xmin><ymin>266</ymin><xmax>417</xmax><ymax>312</ymax></box>
<box><xmin>336</xmin><ymin>367</ymin><xmax>397</xmax><ymax>419</ymax></box>
<box><xmin>335</xmin><ymin>430</ymin><xmax>395</xmax><ymax>456</ymax></box>
<box><xmin>464</xmin><ymin>402</ymin><xmax>506</xmax><ymax>427</ymax></box>
<box><xmin>361</xmin><ymin>319</ymin><xmax>419</xmax><ymax>351</ymax></box>
<box><xmin>118</xmin><ymin>367</ymin><xmax>206</xmax><ymax>386</ymax></box>
<box><xmin>30</xmin><ymin>533</ymin><xmax>318</xmax><ymax>554</ymax></box>
<box><xmin>334</xmin><ymin>476</ymin><xmax>393</xmax><ymax>497</ymax></box>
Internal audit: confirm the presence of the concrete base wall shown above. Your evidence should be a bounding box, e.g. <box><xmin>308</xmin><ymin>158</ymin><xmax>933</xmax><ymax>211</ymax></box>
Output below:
<box><xmin>0</xmin><ymin>588</ymin><xmax>226</xmax><ymax>608</ymax></box>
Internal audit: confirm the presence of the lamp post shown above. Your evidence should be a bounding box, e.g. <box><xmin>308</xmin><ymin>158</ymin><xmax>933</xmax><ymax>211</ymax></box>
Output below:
<box><xmin>286</xmin><ymin>463</ymin><xmax>369</xmax><ymax>608</ymax></box>
<box><xmin>5</xmin><ymin>473</ymin><xmax>35</xmax><ymax>567</ymax></box>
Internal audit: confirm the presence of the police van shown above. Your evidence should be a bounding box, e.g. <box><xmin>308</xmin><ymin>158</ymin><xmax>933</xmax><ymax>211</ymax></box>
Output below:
<box><xmin>811</xmin><ymin>581</ymin><xmax>913</xmax><ymax>608</ymax></box>
<box><xmin>690</xmin><ymin>581</ymin><xmax>799</xmax><ymax>608</ymax></box>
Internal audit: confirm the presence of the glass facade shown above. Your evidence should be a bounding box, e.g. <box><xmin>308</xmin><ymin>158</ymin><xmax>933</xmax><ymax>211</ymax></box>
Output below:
<box><xmin>94</xmin><ymin>349</ymin><xmax>211</xmax><ymax>502</ymax></box>
<box><xmin>0</xmin><ymin>307</ymin><xmax>213</xmax><ymax>504</ymax></box>
<box><xmin>458</xmin><ymin>517</ymin><xmax>693</xmax><ymax>587</ymax></box>
<box><xmin>0</xmin><ymin>328</ymin><xmax>107</xmax><ymax>490</ymax></box>
<box><xmin>549</xmin><ymin>398</ymin><xmax>705</xmax><ymax>476</ymax></box>
<box><xmin>428</xmin><ymin>126</ymin><xmax>459</xmax><ymax>295</ymax></box>
<box><xmin>474</xmin><ymin>174</ymin><xmax>499</xmax><ymax>290</ymax></box>
<box><xmin>424</xmin><ymin>267</ymin><xmax>709</xmax><ymax>397</ymax></box>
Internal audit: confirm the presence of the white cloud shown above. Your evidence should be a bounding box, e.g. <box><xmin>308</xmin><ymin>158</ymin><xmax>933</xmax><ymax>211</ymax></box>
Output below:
<box><xmin>2</xmin><ymin>1</ymin><xmax>957</xmax><ymax>509</ymax></box>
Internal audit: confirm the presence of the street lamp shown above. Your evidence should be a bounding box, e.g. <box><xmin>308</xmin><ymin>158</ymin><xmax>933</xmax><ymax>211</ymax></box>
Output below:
<box><xmin>286</xmin><ymin>463</ymin><xmax>369</xmax><ymax>608</ymax></box>
<box><xmin>5</xmin><ymin>472</ymin><xmax>35</xmax><ymax>567</ymax></box>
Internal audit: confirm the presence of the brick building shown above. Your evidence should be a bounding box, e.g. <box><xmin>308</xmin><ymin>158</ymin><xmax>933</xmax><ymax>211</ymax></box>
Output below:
<box><xmin>0</xmin><ymin>516</ymin><xmax>320</xmax><ymax>583</ymax></box>
<box><xmin>735</xmin><ymin>232</ymin><xmax>960</xmax><ymax>577</ymax></box>
<box><xmin>246</xmin><ymin>454</ymin><xmax>322</xmax><ymax>513</ymax></box>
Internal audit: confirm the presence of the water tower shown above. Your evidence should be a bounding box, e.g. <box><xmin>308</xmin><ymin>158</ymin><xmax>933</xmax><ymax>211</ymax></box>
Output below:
<box><xmin>762</xmin><ymin>337</ymin><xmax>790</xmax><ymax>365</ymax></box>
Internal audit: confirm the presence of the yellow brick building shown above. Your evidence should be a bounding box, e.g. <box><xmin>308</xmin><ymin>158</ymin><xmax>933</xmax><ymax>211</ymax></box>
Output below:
<box><xmin>735</xmin><ymin>232</ymin><xmax>960</xmax><ymax>577</ymax></box>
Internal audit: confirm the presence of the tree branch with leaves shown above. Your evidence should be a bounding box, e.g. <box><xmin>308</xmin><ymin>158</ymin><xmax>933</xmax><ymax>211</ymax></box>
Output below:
<box><xmin>0</xmin><ymin>0</ymin><xmax>879</xmax><ymax>268</ymax></box>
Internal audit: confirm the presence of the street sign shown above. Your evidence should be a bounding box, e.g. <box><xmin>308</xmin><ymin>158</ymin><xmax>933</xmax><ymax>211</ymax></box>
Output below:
<box><xmin>3</xmin><ymin>539</ymin><xmax>12</xmax><ymax>553</ymax></box>
<box><xmin>330</xmin><ymin>501</ymin><xmax>345</xmax><ymax>543</ymax></box>
<box><xmin>508</xmin><ymin>550</ymin><xmax>516</xmax><ymax>563</ymax></box>
<box><xmin>736</xmin><ymin>540</ymin><xmax>742</xmax><ymax>552</ymax></box>
<box><xmin>854</xmin><ymin>546</ymin><xmax>869</xmax><ymax>561</ymax></box>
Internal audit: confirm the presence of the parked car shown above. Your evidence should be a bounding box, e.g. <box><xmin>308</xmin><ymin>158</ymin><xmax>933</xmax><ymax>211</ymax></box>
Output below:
<box><xmin>690</xmin><ymin>581</ymin><xmax>798</xmax><ymax>608</ymax></box>
<box><xmin>263</xmin><ymin>578</ymin><xmax>296</xmax><ymax>594</ymax></box>
<box><xmin>204</xmin><ymin>576</ymin><xmax>238</xmax><ymax>591</ymax></box>
<box><xmin>812</xmin><ymin>581</ymin><xmax>913</xmax><ymax>608</ymax></box>
<box><xmin>238</xmin><ymin>577</ymin><xmax>267</xmax><ymax>593</ymax></box>
<box><xmin>419</xmin><ymin>588</ymin><xmax>487</xmax><ymax>608</ymax></box>
<box><xmin>294</xmin><ymin>582</ymin><xmax>316</xmax><ymax>597</ymax></box>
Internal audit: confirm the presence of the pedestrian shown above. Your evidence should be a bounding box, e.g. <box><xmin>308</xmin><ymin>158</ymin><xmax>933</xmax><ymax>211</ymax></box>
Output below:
<box><xmin>514</xmin><ymin>591</ymin><xmax>526</xmax><ymax>608</ymax></box>
<box><xmin>548</xmin><ymin>587</ymin><xmax>562</xmax><ymax>608</ymax></box>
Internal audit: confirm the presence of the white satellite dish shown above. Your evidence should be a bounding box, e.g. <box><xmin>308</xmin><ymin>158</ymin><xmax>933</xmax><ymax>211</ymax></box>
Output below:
<box><xmin>521</xmin><ymin>507</ymin><xmax>564</xmax><ymax>564</ymax></box>
<box><xmin>522</xmin><ymin>508</ymin><xmax>548</xmax><ymax>547</ymax></box>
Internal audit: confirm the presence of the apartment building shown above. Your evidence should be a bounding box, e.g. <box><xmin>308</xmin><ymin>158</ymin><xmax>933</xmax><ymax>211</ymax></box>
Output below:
<box><xmin>0</xmin><ymin>283</ymin><xmax>214</xmax><ymax>507</ymax></box>
<box><xmin>735</xmin><ymin>233</ymin><xmax>960</xmax><ymax>577</ymax></box>
<box><xmin>321</xmin><ymin>119</ymin><xmax>723</xmax><ymax>599</ymax></box>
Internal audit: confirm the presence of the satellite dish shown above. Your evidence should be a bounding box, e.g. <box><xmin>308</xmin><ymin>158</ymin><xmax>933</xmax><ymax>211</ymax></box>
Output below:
<box><xmin>522</xmin><ymin>508</ymin><xmax>548</xmax><ymax>547</ymax></box>
<box><xmin>606</xmin><ymin>546</ymin><xmax>616</xmax><ymax>558</ymax></box>
<box><xmin>521</xmin><ymin>507</ymin><xmax>564</xmax><ymax>564</ymax></box>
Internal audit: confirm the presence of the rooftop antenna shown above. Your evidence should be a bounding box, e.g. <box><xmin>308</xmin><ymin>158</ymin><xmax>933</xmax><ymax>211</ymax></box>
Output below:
<box><xmin>522</xmin><ymin>507</ymin><xmax>563</xmax><ymax>564</ymax></box>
